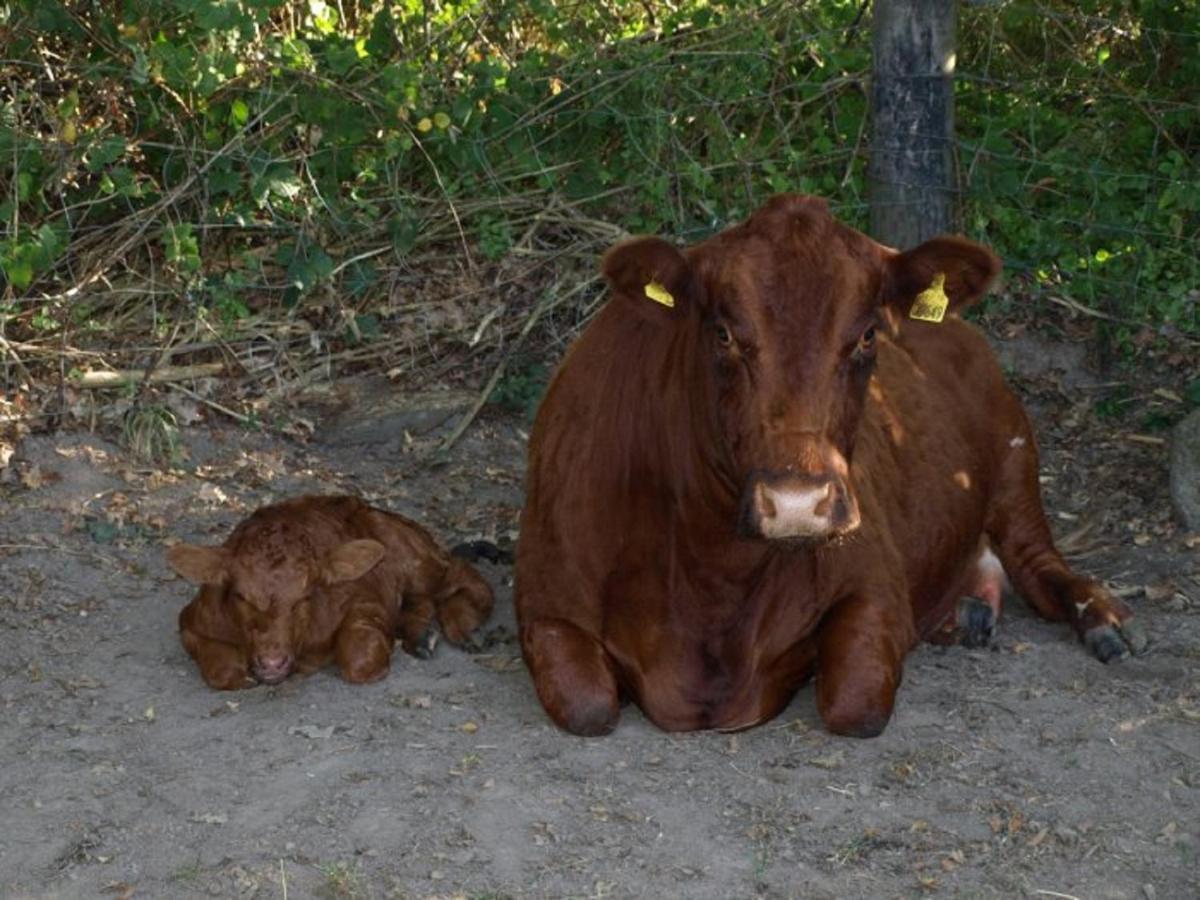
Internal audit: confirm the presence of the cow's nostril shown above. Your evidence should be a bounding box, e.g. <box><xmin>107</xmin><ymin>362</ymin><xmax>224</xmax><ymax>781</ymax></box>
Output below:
<box><xmin>754</xmin><ymin>482</ymin><xmax>778</xmax><ymax>520</ymax></box>
<box><xmin>812</xmin><ymin>480</ymin><xmax>836</xmax><ymax>517</ymax></box>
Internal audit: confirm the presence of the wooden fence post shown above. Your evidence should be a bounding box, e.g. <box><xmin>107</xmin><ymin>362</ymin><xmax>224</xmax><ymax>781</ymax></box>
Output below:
<box><xmin>869</xmin><ymin>0</ymin><xmax>957</xmax><ymax>249</ymax></box>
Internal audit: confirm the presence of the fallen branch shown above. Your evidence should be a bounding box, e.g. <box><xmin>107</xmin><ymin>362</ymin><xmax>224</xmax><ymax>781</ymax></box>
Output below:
<box><xmin>73</xmin><ymin>362</ymin><xmax>226</xmax><ymax>389</ymax></box>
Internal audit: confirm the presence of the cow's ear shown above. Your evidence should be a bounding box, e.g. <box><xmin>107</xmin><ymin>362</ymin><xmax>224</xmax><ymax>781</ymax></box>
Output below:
<box><xmin>601</xmin><ymin>236</ymin><xmax>692</xmax><ymax>321</ymax></box>
<box><xmin>167</xmin><ymin>544</ymin><xmax>231</xmax><ymax>586</ymax></box>
<box><xmin>323</xmin><ymin>539</ymin><xmax>385</xmax><ymax>584</ymax></box>
<box><xmin>885</xmin><ymin>236</ymin><xmax>1001</xmax><ymax>325</ymax></box>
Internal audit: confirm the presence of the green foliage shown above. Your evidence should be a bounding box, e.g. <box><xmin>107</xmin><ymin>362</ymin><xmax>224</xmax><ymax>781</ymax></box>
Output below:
<box><xmin>958</xmin><ymin>1</ymin><xmax>1200</xmax><ymax>334</ymax></box>
<box><xmin>1185</xmin><ymin>379</ymin><xmax>1200</xmax><ymax>410</ymax></box>
<box><xmin>491</xmin><ymin>359</ymin><xmax>550</xmax><ymax>422</ymax></box>
<box><xmin>0</xmin><ymin>0</ymin><xmax>1196</xmax><ymax>364</ymax></box>
<box><xmin>122</xmin><ymin>404</ymin><xmax>181</xmax><ymax>464</ymax></box>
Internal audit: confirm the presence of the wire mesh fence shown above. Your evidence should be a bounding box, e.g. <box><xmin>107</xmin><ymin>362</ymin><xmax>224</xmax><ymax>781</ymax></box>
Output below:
<box><xmin>0</xmin><ymin>0</ymin><xmax>1196</xmax><ymax>434</ymax></box>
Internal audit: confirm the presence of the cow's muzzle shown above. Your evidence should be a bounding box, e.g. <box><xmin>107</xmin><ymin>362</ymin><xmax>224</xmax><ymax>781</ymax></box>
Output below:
<box><xmin>740</xmin><ymin>473</ymin><xmax>861</xmax><ymax>541</ymax></box>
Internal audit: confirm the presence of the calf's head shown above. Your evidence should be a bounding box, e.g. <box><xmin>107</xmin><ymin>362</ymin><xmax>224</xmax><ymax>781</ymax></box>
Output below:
<box><xmin>168</xmin><ymin>525</ymin><xmax>385</xmax><ymax>683</ymax></box>
<box><xmin>602</xmin><ymin>194</ymin><xmax>1000</xmax><ymax>542</ymax></box>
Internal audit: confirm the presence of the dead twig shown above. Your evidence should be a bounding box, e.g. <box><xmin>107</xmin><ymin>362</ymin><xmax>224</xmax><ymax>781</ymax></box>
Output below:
<box><xmin>440</xmin><ymin>277</ymin><xmax>596</xmax><ymax>451</ymax></box>
<box><xmin>168</xmin><ymin>382</ymin><xmax>253</xmax><ymax>425</ymax></box>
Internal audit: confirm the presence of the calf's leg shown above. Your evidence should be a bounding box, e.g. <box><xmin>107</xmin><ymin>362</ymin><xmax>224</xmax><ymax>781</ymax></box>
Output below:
<box><xmin>521</xmin><ymin>617</ymin><xmax>620</xmax><ymax>736</ymax></box>
<box><xmin>180</xmin><ymin>628</ymin><xmax>253</xmax><ymax>690</ymax></box>
<box><xmin>397</xmin><ymin>593</ymin><xmax>439</xmax><ymax>658</ymax></box>
<box><xmin>335</xmin><ymin>613</ymin><xmax>394</xmax><ymax>683</ymax></box>
<box><xmin>434</xmin><ymin>558</ymin><xmax>494</xmax><ymax>645</ymax></box>
<box><xmin>987</xmin><ymin>414</ymin><xmax>1147</xmax><ymax>661</ymax></box>
<box><xmin>816</xmin><ymin>595</ymin><xmax>910</xmax><ymax>738</ymax></box>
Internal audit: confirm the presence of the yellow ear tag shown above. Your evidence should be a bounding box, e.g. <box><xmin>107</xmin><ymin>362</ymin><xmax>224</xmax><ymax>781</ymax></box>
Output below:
<box><xmin>909</xmin><ymin>272</ymin><xmax>949</xmax><ymax>323</ymax></box>
<box><xmin>644</xmin><ymin>281</ymin><xmax>675</xmax><ymax>308</ymax></box>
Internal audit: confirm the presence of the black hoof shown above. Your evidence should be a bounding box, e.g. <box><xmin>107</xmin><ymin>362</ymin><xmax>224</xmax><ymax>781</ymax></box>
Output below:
<box><xmin>450</xmin><ymin>540</ymin><xmax>513</xmax><ymax>565</ymax></box>
<box><xmin>1084</xmin><ymin>618</ymin><xmax>1147</xmax><ymax>663</ymax></box>
<box><xmin>957</xmin><ymin>595</ymin><xmax>996</xmax><ymax>649</ymax></box>
<box><xmin>455</xmin><ymin>632</ymin><xmax>485</xmax><ymax>654</ymax></box>
<box><xmin>407</xmin><ymin>627</ymin><xmax>439</xmax><ymax>660</ymax></box>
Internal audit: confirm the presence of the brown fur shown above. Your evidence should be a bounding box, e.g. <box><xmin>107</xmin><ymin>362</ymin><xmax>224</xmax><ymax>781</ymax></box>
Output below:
<box><xmin>515</xmin><ymin>194</ymin><xmax>1142</xmax><ymax>737</ymax></box>
<box><xmin>169</xmin><ymin>495</ymin><xmax>493</xmax><ymax>690</ymax></box>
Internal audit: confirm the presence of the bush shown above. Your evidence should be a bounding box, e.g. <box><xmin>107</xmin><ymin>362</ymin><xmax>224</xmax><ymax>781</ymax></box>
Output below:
<box><xmin>0</xmin><ymin>0</ymin><xmax>1195</xmax><ymax>398</ymax></box>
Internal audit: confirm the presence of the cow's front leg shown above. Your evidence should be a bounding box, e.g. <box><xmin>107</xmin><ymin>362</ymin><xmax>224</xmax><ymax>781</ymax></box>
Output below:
<box><xmin>521</xmin><ymin>617</ymin><xmax>620</xmax><ymax>737</ymax></box>
<box><xmin>816</xmin><ymin>594</ymin><xmax>912</xmax><ymax>738</ymax></box>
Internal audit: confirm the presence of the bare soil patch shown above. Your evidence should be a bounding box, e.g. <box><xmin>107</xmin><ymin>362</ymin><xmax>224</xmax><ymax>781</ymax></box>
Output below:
<box><xmin>1</xmin><ymin>332</ymin><xmax>1197</xmax><ymax>899</ymax></box>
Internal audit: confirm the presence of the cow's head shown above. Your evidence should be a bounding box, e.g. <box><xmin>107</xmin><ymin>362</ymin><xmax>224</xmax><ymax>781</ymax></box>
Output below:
<box><xmin>168</xmin><ymin>526</ymin><xmax>384</xmax><ymax>683</ymax></box>
<box><xmin>602</xmin><ymin>194</ymin><xmax>1000</xmax><ymax>543</ymax></box>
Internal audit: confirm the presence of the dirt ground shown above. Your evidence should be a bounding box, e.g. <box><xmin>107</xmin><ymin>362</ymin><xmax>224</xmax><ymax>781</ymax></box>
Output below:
<box><xmin>1</xmin><ymin>333</ymin><xmax>1198</xmax><ymax>900</ymax></box>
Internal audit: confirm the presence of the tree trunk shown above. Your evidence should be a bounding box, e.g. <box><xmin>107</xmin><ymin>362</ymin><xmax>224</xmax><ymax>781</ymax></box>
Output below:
<box><xmin>869</xmin><ymin>0</ymin><xmax>957</xmax><ymax>249</ymax></box>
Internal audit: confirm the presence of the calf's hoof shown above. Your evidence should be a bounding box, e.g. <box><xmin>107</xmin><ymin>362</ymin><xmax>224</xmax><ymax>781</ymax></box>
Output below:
<box><xmin>405</xmin><ymin>627</ymin><xmax>440</xmax><ymax>660</ymax></box>
<box><xmin>1084</xmin><ymin>617</ymin><xmax>1148</xmax><ymax>663</ymax></box>
<box><xmin>957</xmin><ymin>595</ymin><xmax>996</xmax><ymax>649</ymax></box>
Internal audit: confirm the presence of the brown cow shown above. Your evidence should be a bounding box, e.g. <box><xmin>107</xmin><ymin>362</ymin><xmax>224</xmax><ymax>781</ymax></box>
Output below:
<box><xmin>168</xmin><ymin>495</ymin><xmax>493</xmax><ymax>690</ymax></box>
<box><xmin>515</xmin><ymin>194</ymin><xmax>1146</xmax><ymax>738</ymax></box>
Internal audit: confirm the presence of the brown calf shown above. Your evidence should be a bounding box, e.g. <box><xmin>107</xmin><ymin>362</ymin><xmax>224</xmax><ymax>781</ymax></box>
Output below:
<box><xmin>169</xmin><ymin>495</ymin><xmax>493</xmax><ymax>689</ymax></box>
<box><xmin>515</xmin><ymin>194</ymin><xmax>1145</xmax><ymax>738</ymax></box>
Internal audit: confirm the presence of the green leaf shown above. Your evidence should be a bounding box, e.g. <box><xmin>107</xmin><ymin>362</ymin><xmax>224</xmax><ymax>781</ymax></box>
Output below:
<box><xmin>87</xmin><ymin>520</ymin><xmax>120</xmax><ymax>544</ymax></box>
<box><xmin>230</xmin><ymin>98</ymin><xmax>249</xmax><ymax>127</ymax></box>
<box><xmin>163</xmin><ymin>223</ymin><xmax>201</xmax><ymax>274</ymax></box>
<box><xmin>87</xmin><ymin>135</ymin><xmax>126</xmax><ymax>172</ymax></box>
<box><xmin>1</xmin><ymin>247</ymin><xmax>34</xmax><ymax>290</ymax></box>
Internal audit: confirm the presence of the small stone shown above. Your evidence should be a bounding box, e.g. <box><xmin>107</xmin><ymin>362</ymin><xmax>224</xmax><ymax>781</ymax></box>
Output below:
<box><xmin>808</xmin><ymin>749</ymin><xmax>845</xmax><ymax>770</ymax></box>
<box><xmin>1165</xmin><ymin>594</ymin><xmax>1191</xmax><ymax>613</ymax></box>
<box><xmin>1054</xmin><ymin>824</ymin><xmax>1079</xmax><ymax>845</ymax></box>
<box><xmin>1143</xmin><ymin>884</ymin><xmax>1157</xmax><ymax>900</ymax></box>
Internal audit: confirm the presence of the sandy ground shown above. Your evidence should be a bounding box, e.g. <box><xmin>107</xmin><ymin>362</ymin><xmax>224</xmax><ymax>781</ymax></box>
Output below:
<box><xmin>1</xmin><ymin>337</ymin><xmax>1198</xmax><ymax>900</ymax></box>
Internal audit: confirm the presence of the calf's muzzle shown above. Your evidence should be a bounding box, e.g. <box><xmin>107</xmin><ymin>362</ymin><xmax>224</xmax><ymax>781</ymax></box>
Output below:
<box><xmin>252</xmin><ymin>653</ymin><xmax>294</xmax><ymax>684</ymax></box>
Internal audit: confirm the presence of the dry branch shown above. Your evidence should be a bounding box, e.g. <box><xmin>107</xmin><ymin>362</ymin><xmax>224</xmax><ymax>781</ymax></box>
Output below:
<box><xmin>73</xmin><ymin>362</ymin><xmax>226</xmax><ymax>389</ymax></box>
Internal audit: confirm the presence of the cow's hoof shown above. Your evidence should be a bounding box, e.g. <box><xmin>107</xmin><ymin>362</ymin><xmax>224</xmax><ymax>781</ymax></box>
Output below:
<box><xmin>1084</xmin><ymin>617</ymin><xmax>1148</xmax><ymax>663</ymax></box>
<box><xmin>823</xmin><ymin>708</ymin><xmax>891</xmax><ymax>739</ymax></box>
<box><xmin>957</xmin><ymin>595</ymin><xmax>996</xmax><ymax>648</ymax></box>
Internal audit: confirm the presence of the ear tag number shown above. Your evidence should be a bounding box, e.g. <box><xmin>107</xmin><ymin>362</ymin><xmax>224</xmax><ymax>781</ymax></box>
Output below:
<box><xmin>644</xmin><ymin>281</ymin><xmax>675</xmax><ymax>308</ymax></box>
<box><xmin>909</xmin><ymin>272</ymin><xmax>949</xmax><ymax>323</ymax></box>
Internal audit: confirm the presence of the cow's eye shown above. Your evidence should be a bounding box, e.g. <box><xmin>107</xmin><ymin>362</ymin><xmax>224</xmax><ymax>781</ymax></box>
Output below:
<box><xmin>715</xmin><ymin>324</ymin><xmax>734</xmax><ymax>347</ymax></box>
<box><xmin>856</xmin><ymin>325</ymin><xmax>877</xmax><ymax>357</ymax></box>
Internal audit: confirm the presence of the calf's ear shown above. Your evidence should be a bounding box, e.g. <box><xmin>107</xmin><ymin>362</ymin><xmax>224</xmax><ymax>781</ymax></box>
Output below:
<box><xmin>167</xmin><ymin>544</ymin><xmax>230</xmax><ymax>586</ymax></box>
<box><xmin>323</xmin><ymin>539</ymin><xmax>386</xmax><ymax>584</ymax></box>
<box><xmin>885</xmin><ymin>236</ymin><xmax>1001</xmax><ymax>324</ymax></box>
<box><xmin>601</xmin><ymin>236</ymin><xmax>692</xmax><ymax>321</ymax></box>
